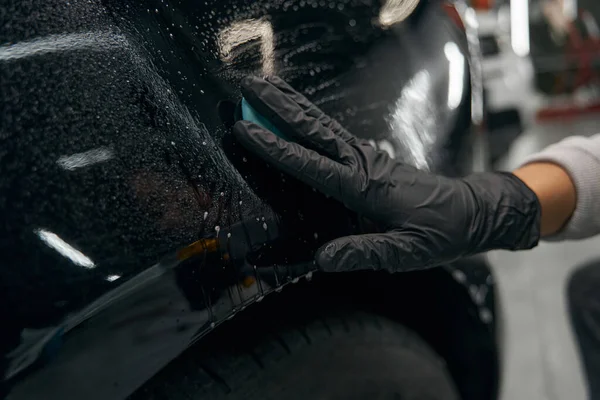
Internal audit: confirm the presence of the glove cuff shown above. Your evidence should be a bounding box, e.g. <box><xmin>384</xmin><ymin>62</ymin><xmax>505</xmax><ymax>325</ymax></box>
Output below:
<box><xmin>463</xmin><ymin>172</ymin><xmax>541</xmax><ymax>252</ymax></box>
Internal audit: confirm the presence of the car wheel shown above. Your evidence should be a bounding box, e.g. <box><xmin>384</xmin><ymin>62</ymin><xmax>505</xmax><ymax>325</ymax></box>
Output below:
<box><xmin>132</xmin><ymin>280</ymin><xmax>460</xmax><ymax>400</ymax></box>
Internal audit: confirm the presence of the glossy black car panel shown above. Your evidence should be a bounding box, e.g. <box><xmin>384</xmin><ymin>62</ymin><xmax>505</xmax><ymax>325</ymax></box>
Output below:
<box><xmin>1</xmin><ymin>0</ymin><xmax>483</xmax><ymax>398</ymax></box>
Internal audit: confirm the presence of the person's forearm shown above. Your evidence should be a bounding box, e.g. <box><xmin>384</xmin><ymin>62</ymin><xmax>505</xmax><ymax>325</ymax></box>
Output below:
<box><xmin>516</xmin><ymin>133</ymin><xmax>600</xmax><ymax>240</ymax></box>
<box><xmin>513</xmin><ymin>162</ymin><xmax>576</xmax><ymax>237</ymax></box>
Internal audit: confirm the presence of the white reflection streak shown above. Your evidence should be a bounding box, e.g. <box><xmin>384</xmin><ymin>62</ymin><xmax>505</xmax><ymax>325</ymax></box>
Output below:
<box><xmin>564</xmin><ymin>0</ymin><xmax>578</xmax><ymax>22</ymax></box>
<box><xmin>36</xmin><ymin>229</ymin><xmax>95</xmax><ymax>269</ymax></box>
<box><xmin>219</xmin><ymin>19</ymin><xmax>275</xmax><ymax>75</ymax></box>
<box><xmin>57</xmin><ymin>147</ymin><xmax>114</xmax><ymax>171</ymax></box>
<box><xmin>510</xmin><ymin>0</ymin><xmax>530</xmax><ymax>56</ymax></box>
<box><xmin>105</xmin><ymin>274</ymin><xmax>121</xmax><ymax>282</ymax></box>
<box><xmin>378</xmin><ymin>0</ymin><xmax>421</xmax><ymax>27</ymax></box>
<box><xmin>444</xmin><ymin>42</ymin><xmax>464</xmax><ymax>110</ymax></box>
<box><xmin>388</xmin><ymin>70</ymin><xmax>434</xmax><ymax>170</ymax></box>
<box><xmin>0</xmin><ymin>32</ymin><xmax>124</xmax><ymax>61</ymax></box>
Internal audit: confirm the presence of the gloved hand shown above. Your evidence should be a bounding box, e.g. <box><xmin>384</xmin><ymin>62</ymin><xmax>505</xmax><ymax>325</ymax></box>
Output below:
<box><xmin>233</xmin><ymin>75</ymin><xmax>541</xmax><ymax>273</ymax></box>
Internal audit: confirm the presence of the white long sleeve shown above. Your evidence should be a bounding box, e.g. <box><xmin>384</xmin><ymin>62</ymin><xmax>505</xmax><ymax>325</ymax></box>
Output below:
<box><xmin>522</xmin><ymin>133</ymin><xmax>600</xmax><ymax>240</ymax></box>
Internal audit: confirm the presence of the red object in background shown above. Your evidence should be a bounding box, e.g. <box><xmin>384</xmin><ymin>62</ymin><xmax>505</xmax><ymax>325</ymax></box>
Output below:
<box><xmin>556</xmin><ymin>11</ymin><xmax>600</xmax><ymax>93</ymax></box>
<box><xmin>471</xmin><ymin>0</ymin><xmax>495</xmax><ymax>10</ymax></box>
<box><xmin>537</xmin><ymin>9</ymin><xmax>600</xmax><ymax>121</ymax></box>
<box><xmin>442</xmin><ymin>2</ymin><xmax>465</xmax><ymax>31</ymax></box>
<box><xmin>537</xmin><ymin>102</ymin><xmax>600</xmax><ymax>121</ymax></box>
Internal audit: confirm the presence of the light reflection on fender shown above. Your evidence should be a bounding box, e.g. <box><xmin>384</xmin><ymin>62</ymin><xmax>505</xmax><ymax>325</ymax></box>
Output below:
<box><xmin>218</xmin><ymin>18</ymin><xmax>275</xmax><ymax>75</ymax></box>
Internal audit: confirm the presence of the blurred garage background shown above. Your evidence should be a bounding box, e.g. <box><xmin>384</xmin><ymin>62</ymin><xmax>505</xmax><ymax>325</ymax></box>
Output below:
<box><xmin>475</xmin><ymin>1</ymin><xmax>600</xmax><ymax>399</ymax></box>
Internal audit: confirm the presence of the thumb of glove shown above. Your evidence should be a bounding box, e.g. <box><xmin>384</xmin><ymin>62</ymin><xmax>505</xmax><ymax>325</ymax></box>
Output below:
<box><xmin>315</xmin><ymin>232</ymin><xmax>423</xmax><ymax>273</ymax></box>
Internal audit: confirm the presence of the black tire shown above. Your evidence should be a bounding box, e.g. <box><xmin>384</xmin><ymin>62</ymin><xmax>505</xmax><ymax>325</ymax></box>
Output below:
<box><xmin>132</xmin><ymin>279</ymin><xmax>460</xmax><ymax>400</ymax></box>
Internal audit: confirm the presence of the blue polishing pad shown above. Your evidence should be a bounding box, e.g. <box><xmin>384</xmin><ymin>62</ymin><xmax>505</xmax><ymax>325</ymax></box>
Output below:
<box><xmin>241</xmin><ymin>97</ymin><xmax>290</xmax><ymax>141</ymax></box>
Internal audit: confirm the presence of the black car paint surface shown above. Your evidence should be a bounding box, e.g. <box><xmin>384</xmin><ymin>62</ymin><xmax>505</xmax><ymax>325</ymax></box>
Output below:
<box><xmin>1</xmin><ymin>0</ymin><xmax>484</xmax><ymax>398</ymax></box>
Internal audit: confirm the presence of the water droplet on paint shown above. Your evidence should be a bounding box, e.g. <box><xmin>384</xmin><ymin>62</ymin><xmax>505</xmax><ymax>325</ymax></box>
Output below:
<box><xmin>469</xmin><ymin>285</ymin><xmax>480</xmax><ymax>301</ymax></box>
<box><xmin>480</xmin><ymin>308</ymin><xmax>493</xmax><ymax>323</ymax></box>
<box><xmin>452</xmin><ymin>269</ymin><xmax>467</xmax><ymax>283</ymax></box>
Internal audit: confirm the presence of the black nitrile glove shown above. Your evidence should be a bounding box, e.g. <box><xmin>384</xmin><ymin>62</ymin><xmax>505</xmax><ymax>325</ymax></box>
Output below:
<box><xmin>233</xmin><ymin>76</ymin><xmax>541</xmax><ymax>273</ymax></box>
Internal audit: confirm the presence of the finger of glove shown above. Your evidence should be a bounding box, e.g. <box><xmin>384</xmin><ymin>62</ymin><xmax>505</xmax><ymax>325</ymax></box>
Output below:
<box><xmin>265</xmin><ymin>75</ymin><xmax>357</xmax><ymax>144</ymax></box>
<box><xmin>240</xmin><ymin>76</ymin><xmax>353</xmax><ymax>162</ymax></box>
<box><xmin>315</xmin><ymin>232</ymin><xmax>434</xmax><ymax>273</ymax></box>
<box><xmin>233</xmin><ymin>120</ymin><xmax>351</xmax><ymax>201</ymax></box>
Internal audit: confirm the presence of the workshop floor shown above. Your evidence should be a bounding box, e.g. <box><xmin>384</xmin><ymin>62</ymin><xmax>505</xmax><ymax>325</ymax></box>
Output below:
<box><xmin>491</xmin><ymin>115</ymin><xmax>600</xmax><ymax>400</ymax></box>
